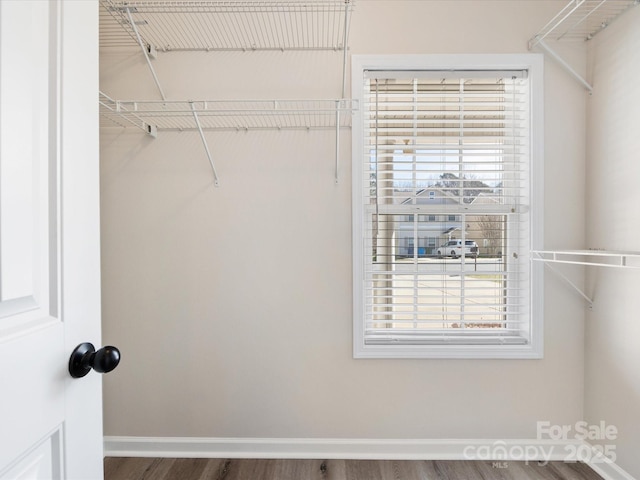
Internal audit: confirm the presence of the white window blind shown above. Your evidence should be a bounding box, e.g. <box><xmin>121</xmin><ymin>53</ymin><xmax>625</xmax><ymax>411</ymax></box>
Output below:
<box><xmin>353</xmin><ymin>57</ymin><xmax>543</xmax><ymax>359</ymax></box>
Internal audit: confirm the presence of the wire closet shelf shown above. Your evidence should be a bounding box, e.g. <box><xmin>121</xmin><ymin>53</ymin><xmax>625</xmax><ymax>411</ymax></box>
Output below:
<box><xmin>99</xmin><ymin>0</ymin><xmax>354</xmax><ymax>52</ymax></box>
<box><xmin>99</xmin><ymin>92</ymin><xmax>357</xmax><ymax>132</ymax></box>
<box><xmin>532</xmin><ymin>250</ymin><xmax>640</xmax><ymax>269</ymax></box>
<box><xmin>529</xmin><ymin>0</ymin><xmax>639</xmax><ymax>48</ymax></box>
<box><xmin>532</xmin><ymin>250</ymin><xmax>640</xmax><ymax>307</ymax></box>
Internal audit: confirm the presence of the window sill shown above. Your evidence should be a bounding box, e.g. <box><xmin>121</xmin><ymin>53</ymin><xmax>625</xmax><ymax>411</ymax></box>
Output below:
<box><xmin>354</xmin><ymin>341</ymin><xmax>543</xmax><ymax>360</ymax></box>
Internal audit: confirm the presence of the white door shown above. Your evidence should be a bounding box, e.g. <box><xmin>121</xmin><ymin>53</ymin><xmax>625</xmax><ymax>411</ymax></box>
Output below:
<box><xmin>0</xmin><ymin>1</ymin><xmax>105</xmax><ymax>479</ymax></box>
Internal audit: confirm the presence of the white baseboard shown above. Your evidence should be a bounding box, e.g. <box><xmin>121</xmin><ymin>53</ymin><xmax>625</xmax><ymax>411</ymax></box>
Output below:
<box><xmin>583</xmin><ymin>443</ymin><xmax>637</xmax><ymax>480</ymax></box>
<box><xmin>104</xmin><ymin>436</ymin><xmax>638</xmax><ymax>479</ymax></box>
<box><xmin>103</xmin><ymin>436</ymin><xmax>577</xmax><ymax>461</ymax></box>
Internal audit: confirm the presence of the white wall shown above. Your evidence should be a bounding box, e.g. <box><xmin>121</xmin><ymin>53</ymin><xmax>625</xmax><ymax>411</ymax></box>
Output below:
<box><xmin>585</xmin><ymin>6</ymin><xmax>640</xmax><ymax>478</ymax></box>
<box><xmin>100</xmin><ymin>1</ymin><xmax>587</xmax><ymax>442</ymax></box>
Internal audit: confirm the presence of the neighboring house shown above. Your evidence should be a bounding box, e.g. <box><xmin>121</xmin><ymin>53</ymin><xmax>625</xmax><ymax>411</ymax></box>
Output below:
<box><xmin>395</xmin><ymin>187</ymin><xmax>464</xmax><ymax>257</ymax></box>
<box><xmin>394</xmin><ymin>188</ymin><xmax>505</xmax><ymax>258</ymax></box>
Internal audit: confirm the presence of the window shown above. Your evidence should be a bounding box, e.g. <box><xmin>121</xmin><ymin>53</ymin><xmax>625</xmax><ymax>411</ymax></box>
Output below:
<box><xmin>352</xmin><ymin>55</ymin><xmax>544</xmax><ymax>358</ymax></box>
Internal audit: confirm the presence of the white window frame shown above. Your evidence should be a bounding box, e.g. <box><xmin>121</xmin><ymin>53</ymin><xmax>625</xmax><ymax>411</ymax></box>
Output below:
<box><xmin>351</xmin><ymin>54</ymin><xmax>544</xmax><ymax>359</ymax></box>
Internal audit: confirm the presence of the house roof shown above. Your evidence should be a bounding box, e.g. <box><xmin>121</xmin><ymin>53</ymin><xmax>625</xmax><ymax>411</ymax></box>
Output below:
<box><xmin>467</xmin><ymin>191</ymin><xmax>502</xmax><ymax>205</ymax></box>
<box><xmin>399</xmin><ymin>186</ymin><xmax>461</xmax><ymax>205</ymax></box>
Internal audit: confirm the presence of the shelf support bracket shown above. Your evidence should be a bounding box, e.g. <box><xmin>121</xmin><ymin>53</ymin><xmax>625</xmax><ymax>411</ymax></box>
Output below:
<box><xmin>126</xmin><ymin>7</ymin><xmax>166</xmax><ymax>101</ymax></box>
<box><xmin>335</xmin><ymin>101</ymin><xmax>341</xmax><ymax>184</ymax></box>
<box><xmin>533</xmin><ymin>252</ymin><xmax>593</xmax><ymax>308</ymax></box>
<box><xmin>534</xmin><ymin>39</ymin><xmax>593</xmax><ymax>93</ymax></box>
<box><xmin>341</xmin><ymin>0</ymin><xmax>352</xmax><ymax>98</ymax></box>
<box><xmin>190</xmin><ymin>103</ymin><xmax>220</xmax><ymax>187</ymax></box>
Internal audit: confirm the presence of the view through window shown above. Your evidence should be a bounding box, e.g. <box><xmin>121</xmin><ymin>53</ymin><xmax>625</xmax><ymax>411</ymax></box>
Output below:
<box><xmin>353</xmin><ymin>58</ymin><xmax>543</xmax><ymax>358</ymax></box>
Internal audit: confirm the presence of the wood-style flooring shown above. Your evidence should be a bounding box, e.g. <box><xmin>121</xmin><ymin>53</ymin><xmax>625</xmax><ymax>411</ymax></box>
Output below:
<box><xmin>104</xmin><ymin>457</ymin><xmax>604</xmax><ymax>480</ymax></box>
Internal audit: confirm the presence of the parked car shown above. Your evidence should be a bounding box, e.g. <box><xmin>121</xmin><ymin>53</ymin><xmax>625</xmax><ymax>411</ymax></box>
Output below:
<box><xmin>436</xmin><ymin>239</ymin><xmax>478</xmax><ymax>258</ymax></box>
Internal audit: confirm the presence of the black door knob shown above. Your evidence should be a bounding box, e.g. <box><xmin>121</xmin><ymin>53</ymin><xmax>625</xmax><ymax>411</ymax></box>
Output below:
<box><xmin>69</xmin><ymin>342</ymin><xmax>121</xmax><ymax>378</ymax></box>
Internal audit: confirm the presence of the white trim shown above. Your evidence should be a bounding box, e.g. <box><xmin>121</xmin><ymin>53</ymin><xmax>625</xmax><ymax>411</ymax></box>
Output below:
<box><xmin>584</xmin><ymin>442</ymin><xmax>637</xmax><ymax>480</ymax></box>
<box><xmin>588</xmin><ymin>461</ymin><xmax>637</xmax><ymax>480</ymax></box>
<box><xmin>105</xmin><ymin>436</ymin><xmax>577</xmax><ymax>461</ymax></box>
